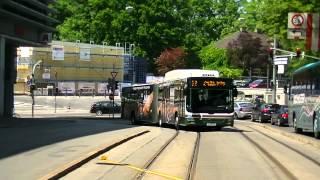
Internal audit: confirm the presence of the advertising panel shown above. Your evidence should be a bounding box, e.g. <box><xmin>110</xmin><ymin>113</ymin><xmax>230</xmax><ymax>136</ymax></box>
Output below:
<box><xmin>78</xmin><ymin>82</ymin><xmax>95</xmax><ymax>94</ymax></box>
<box><xmin>98</xmin><ymin>83</ymin><xmax>109</xmax><ymax>94</ymax></box>
<box><xmin>52</xmin><ymin>45</ymin><xmax>64</xmax><ymax>60</ymax></box>
<box><xmin>80</xmin><ymin>47</ymin><xmax>91</xmax><ymax>60</ymax></box>
<box><xmin>58</xmin><ymin>82</ymin><xmax>75</xmax><ymax>94</ymax></box>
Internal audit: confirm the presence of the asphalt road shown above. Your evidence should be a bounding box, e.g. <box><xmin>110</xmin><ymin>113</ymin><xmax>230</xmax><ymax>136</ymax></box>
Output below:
<box><xmin>14</xmin><ymin>95</ymin><xmax>121</xmax><ymax>118</ymax></box>
<box><xmin>14</xmin><ymin>95</ymin><xmax>120</xmax><ymax>110</ymax></box>
<box><xmin>1</xmin><ymin>119</ymin><xmax>320</xmax><ymax>180</ymax></box>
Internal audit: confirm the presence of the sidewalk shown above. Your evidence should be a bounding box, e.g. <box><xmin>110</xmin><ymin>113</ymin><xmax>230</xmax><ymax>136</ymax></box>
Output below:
<box><xmin>0</xmin><ymin>117</ymin><xmax>144</xmax><ymax>180</ymax></box>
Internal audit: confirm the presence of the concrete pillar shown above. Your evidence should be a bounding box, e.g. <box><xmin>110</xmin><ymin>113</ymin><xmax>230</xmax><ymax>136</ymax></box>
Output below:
<box><xmin>0</xmin><ymin>36</ymin><xmax>15</xmax><ymax>121</ymax></box>
<box><xmin>0</xmin><ymin>36</ymin><xmax>5</xmax><ymax>118</ymax></box>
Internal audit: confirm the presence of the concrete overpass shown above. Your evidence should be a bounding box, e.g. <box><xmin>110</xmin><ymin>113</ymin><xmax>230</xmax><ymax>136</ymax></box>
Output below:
<box><xmin>0</xmin><ymin>0</ymin><xmax>56</xmax><ymax>122</ymax></box>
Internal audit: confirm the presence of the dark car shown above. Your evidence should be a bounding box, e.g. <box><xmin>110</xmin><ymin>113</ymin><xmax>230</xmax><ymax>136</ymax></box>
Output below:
<box><xmin>90</xmin><ymin>101</ymin><xmax>121</xmax><ymax>115</ymax></box>
<box><xmin>251</xmin><ymin>103</ymin><xmax>280</xmax><ymax>123</ymax></box>
<box><xmin>249</xmin><ymin>79</ymin><xmax>268</xmax><ymax>88</ymax></box>
<box><xmin>271</xmin><ymin>105</ymin><xmax>288</xmax><ymax>126</ymax></box>
<box><xmin>233</xmin><ymin>79</ymin><xmax>252</xmax><ymax>88</ymax></box>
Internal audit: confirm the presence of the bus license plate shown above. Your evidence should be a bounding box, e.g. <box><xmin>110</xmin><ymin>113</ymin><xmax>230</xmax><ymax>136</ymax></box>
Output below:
<box><xmin>207</xmin><ymin>123</ymin><xmax>216</xmax><ymax>126</ymax></box>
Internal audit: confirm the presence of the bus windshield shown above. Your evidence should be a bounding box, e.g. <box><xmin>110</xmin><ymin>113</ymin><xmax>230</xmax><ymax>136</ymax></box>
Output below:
<box><xmin>186</xmin><ymin>88</ymin><xmax>233</xmax><ymax>113</ymax></box>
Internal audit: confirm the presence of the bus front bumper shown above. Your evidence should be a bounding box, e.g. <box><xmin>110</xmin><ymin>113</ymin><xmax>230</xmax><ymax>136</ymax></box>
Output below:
<box><xmin>179</xmin><ymin>116</ymin><xmax>234</xmax><ymax>127</ymax></box>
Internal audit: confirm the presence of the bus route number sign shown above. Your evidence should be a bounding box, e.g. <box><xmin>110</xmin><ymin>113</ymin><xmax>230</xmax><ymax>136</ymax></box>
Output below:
<box><xmin>191</xmin><ymin>80</ymin><xmax>226</xmax><ymax>87</ymax></box>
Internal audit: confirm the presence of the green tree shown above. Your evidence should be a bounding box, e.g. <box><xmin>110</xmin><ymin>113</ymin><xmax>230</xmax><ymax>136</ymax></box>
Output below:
<box><xmin>226</xmin><ymin>32</ymin><xmax>270</xmax><ymax>76</ymax></box>
<box><xmin>155</xmin><ymin>47</ymin><xmax>187</xmax><ymax>76</ymax></box>
<box><xmin>240</xmin><ymin>0</ymin><xmax>320</xmax><ymax>73</ymax></box>
<box><xmin>52</xmin><ymin>0</ymin><xmax>241</xmax><ymax>73</ymax></box>
<box><xmin>199</xmin><ymin>43</ymin><xmax>242</xmax><ymax>77</ymax></box>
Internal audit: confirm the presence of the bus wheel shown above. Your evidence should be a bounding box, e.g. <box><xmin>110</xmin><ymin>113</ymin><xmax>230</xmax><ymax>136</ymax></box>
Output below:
<box><xmin>277</xmin><ymin>119</ymin><xmax>281</xmax><ymax>126</ymax></box>
<box><xmin>96</xmin><ymin>110</ymin><xmax>102</xmax><ymax>116</ymax></box>
<box><xmin>314</xmin><ymin>118</ymin><xmax>320</xmax><ymax>139</ymax></box>
<box><xmin>130</xmin><ymin>113</ymin><xmax>136</xmax><ymax>125</ymax></box>
<box><xmin>294</xmin><ymin>118</ymin><xmax>302</xmax><ymax>133</ymax></box>
<box><xmin>175</xmin><ymin>116</ymin><xmax>179</xmax><ymax>130</ymax></box>
<box><xmin>251</xmin><ymin>115</ymin><xmax>254</xmax><ymax>122</ymax></box>
<box><xmin>234</xmin><ymin>113</ymin><xmax>238</xmax><ymax>120</ymax></box>
<box><xmin>158</xmin><ymin>115</ymin><xmax>163</xmax><ymax>127</ymax></box>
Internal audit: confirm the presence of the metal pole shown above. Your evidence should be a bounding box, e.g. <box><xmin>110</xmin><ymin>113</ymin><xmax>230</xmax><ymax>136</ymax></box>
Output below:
<box><xmin>267</xmin><ymin>64</ymin><xmax>269</xmax><ymax>89</ymax></box>
<box><xmin>112</xmin><ymin>64</ymin><xmax>115</xmax><ymax>119</ymax></box>
<box><xmin>272</xmin><ymin>36</ymin><xmax>277</xmax><ymax>104</ymax></box>
<box><xmin>55</xmin><ymin>71</ymin><xmax>57</xmax><ymax>113</ymax></box>
<box><xmin>31</xmin><ymin>74</ymin><xmax>34</xmax><ymax>118</ymax></box>
<box><xmin>112</xmin><ymin>78</ymin><xmax>115</xmax><ymax>119</ymax></box>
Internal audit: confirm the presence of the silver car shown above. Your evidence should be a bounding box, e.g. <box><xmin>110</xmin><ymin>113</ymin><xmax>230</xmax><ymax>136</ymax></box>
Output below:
<box><xmin>234</xmin><ymin>101</ymin><xmax>254</xmax><ymax>119</ymax></box>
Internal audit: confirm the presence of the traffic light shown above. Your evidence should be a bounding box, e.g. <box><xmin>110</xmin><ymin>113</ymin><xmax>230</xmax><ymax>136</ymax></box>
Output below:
<box><xmin>296</xmin><ymin>48</ymin><xmax>302</xmax><ymax>58</ymax></box>
<box><xmin>55</xmin><ymin>87</ymin><xmax>59</xmax><ymax>94</ymax></box>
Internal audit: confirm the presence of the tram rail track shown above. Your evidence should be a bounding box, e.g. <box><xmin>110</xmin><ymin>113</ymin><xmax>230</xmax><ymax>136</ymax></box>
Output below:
<box><xmin>186</xmin><ymin>132</ymin><xmax>200</xmax><ymax>180</ymax></box>
<box><xmin>135</xmin><ymin>130</ymin><xmax>180</xmax><ymax>180</ymax></box>
<box><xmin>246</xmin><ymin>125</ymin><xmax>320</xmax><ymax>167</ymax></box>
<box><xmin>135</xmin><ymin>130</ymin><xmax>201</xmax><ymax>180</ymax></box>
<box><xmin>235</xmin><ymin>126</ymin><xmax>298</xmax><ymax>180</ymax></box>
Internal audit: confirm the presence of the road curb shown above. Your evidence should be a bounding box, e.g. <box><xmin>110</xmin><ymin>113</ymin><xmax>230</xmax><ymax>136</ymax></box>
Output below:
<box><xmin>258</xmin><ymin>124</ymin><xmax>320</xmax><ymax>150</ymax></box>
<box><xmin>39</xmin><ymin>130</ymin><xmax>150</xmax><ymax>180</ymax></box>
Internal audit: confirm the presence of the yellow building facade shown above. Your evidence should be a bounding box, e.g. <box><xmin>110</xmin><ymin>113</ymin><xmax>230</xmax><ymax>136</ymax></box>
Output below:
<box><xmin>15</xmin><ymin>41</ymin><xmax>124</xmax><ymax>95</ymax></box>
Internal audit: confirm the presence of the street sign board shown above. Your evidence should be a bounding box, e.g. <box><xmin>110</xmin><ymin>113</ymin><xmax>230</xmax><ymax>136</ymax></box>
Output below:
<box><xmin>274</xmin><ymin>57</ymin><xmax>288</xmax><ymax>65</ymax></box>
<box><xmin>277</xmin><ymin>65</ymin><xmax>285</xmax><ymax>74</ymax></box>
<box><xmin>288</xmin><ymin>13</ymin><xmax>308</xmax><ymax>39</ymax></box>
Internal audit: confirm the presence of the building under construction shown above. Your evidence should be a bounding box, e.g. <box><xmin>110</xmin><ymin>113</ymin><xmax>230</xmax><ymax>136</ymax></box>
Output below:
<box><xmin>15</xmin><ymin>41</ymin><xmax>128</xmax><ymax>96</ymax></box>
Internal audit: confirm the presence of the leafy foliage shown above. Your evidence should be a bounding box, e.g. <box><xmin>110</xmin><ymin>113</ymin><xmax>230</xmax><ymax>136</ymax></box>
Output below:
<box><xmin>199</xmin><ymin>43</ymin><xmax>242</xmax><ymax>78</ymax></box>
<box><xmin>155</xmin><ymin>48</ymin><xmax>187</xmax><ymax>76</ymax></box>
<box><xmin>226</xmin><ymin>32</ymin><xmax>270</xmax><ymax>76</ymax></box>
<box><xmin>240</xmin><ymin>0</ymin><xmax>320</xmax><ymax>73</ymax></box>
<box><xmin>52</xmin><ymin>0</ymin><xmax>241</xmax><ymax>73</ymax></box>
<box><xmin>51</xmin><ymin>0</ymin><xmax>320</xmax><ymax>75</ymax></box>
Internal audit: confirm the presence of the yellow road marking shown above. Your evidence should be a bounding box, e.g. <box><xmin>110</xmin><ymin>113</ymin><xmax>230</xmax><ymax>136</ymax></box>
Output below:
<box><xmin>98</xmin><ymin>156</ymin><xmax>183</xmax><ymax>180</ymax></box>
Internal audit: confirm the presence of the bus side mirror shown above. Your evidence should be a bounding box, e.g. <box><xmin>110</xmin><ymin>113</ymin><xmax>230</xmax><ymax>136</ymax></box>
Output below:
<box><xmin>232</xmin><ymin>87</ymin><xmax>238</xmax><ymax>97</ymax></box>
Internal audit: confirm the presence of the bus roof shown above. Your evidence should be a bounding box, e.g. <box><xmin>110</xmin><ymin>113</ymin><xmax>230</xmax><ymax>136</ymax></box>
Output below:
<box><xmin>164</xmin><ymin>69</ymin><xmax>219</xmax><ymax>81</ymax></box>
<box><xmin>293</xmin><ymin>61</ymin><xmax>320</xmax><ymax>79</ymax></box>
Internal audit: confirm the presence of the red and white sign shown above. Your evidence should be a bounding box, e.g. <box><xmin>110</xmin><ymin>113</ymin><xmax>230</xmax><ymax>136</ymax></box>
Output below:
<box><xmin>288</xmin><ymin>13</ymin><xmax>320</xmax><ymax>51</ymax></box>
<box><xmin>288</xmin><ymin>13</ymin><xmax>308</xmax><ymax>39</ymax></box>
<box><xmin>291</xmin><ymin>14</ymin><xmax>305</xmax><ymax>27</ymax></box>
<box><xmin>306</xmin><ymin>13</ymin><xmax>320</xmax><ymax>52</ymax></box>
<box><xmin>288</xmin><ymin>13</ymin><xmax>308</xmax><ymax>29</ymax></box>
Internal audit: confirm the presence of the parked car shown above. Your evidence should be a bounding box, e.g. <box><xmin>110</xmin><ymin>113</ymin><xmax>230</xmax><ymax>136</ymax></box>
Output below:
<box><xmin>234</xmin><ymin>101</ymin><xmax>254</xmax><ymax>119</ymax></box>
<box><xmin>271</xmin><ymin>105</ymin><xmax>288</xmax><ymax>126</ymax></box>
<box><xmin>90</xmin><ymin>101</ymin><xmax>121</xmax><ymax>115</ymax></box>
<box><xmin>233</xmin><ymin>79</ymin><xmax>252</xmax><ymax>87</ymax></box>
<box><xmin>249</xmin><ymin>79</ymin><xmax>268</xmax><ymax>88</ymax></box>
<box><xmin>251</xmin><ymin>103</ymin><xmax>280</xmax><ymax>123</ymax></box>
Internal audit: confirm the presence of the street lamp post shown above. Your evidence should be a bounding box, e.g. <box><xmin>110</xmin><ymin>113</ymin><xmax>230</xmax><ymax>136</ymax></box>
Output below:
<box><xmin>110</xmin><ymin>64</ymin><xmax>118</xmax><ymax>119</ymax></box>
<box><xmin>272</xmin><ymin>37</ymin><xmax>277</xmax><ymax>104</ymax></box>
<box><xmin>31</xmin><ymin>60</ymin><xmax>42</xmax><ymax>118</ymax></box>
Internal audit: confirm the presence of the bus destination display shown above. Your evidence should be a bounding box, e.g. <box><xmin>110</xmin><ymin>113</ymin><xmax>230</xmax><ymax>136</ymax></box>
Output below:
<box><xmin>191</xmin><ymin>79</ymin><xmax>227</xmax><ymax>88</ymax></box>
